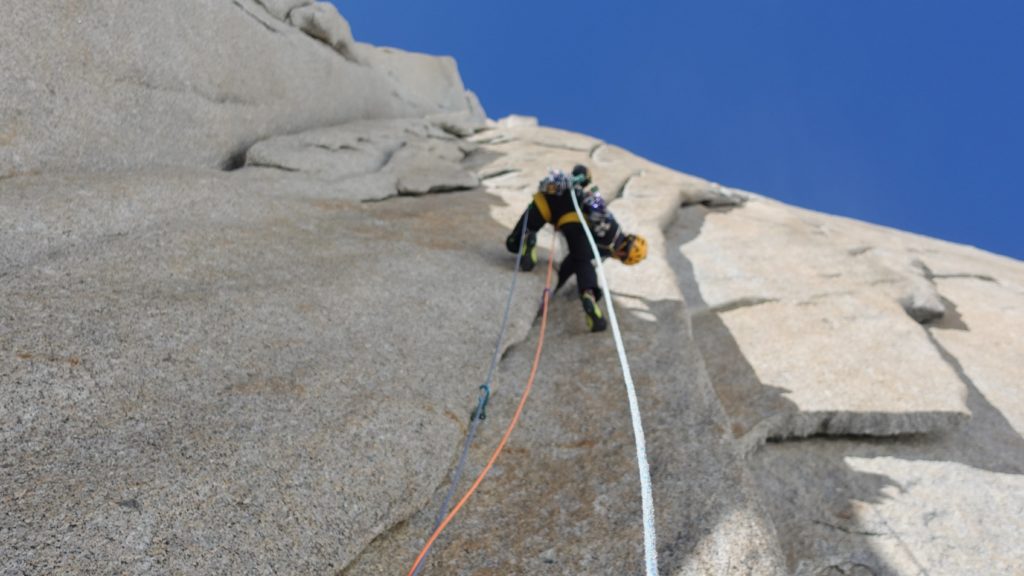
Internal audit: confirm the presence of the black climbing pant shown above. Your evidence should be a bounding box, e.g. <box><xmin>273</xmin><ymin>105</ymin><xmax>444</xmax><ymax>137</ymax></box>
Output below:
<box><xmin>507</xmin><ymin>206</ymin><xmax>600</xmax><ymax>299</ymax></box>
<box><xmin>554</xmin><ymin>222</ymin><xmax>599</xmax><ymax>298</ymax></box>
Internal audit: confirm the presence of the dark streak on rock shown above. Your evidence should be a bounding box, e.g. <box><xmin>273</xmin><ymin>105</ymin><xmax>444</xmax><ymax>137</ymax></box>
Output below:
<box><xmin>396</xmin><ymin>183</ymin><xmax>478</xmax><ymax>197</ymax></box>
<box><xmin>377</xmin><ymin>142</ymin><xmax>405</xmax><ymax>173</ymax></box>
<box><xmin>232</xmin><ymin>0</ymin><xmax>281</xmax><ymax>34</ymax></box>
<box><xmin>114</xmin><ymin>75</ymin><xmax>253</xmax><ymax>106</ymax></box>
<box><xmin>525</xmin><ymin>140</ymin><xmax>592</xmax><ymax>153</ymax></box>
<box><xmin>222</xmin><ymin>149</ymin><xmax>248</xmax><ymax>171</ymax></box>
<box><xmin>817</xmin><ymin>414</ymin><xmax>835</xmax><ymax>434</ymax></box>
<box><xmin>926</xmin><ymin>329</ymin><xmax>976</xmax><ymax>392</ymax></box>
<box><xmin>335</xmin><ymin>514</ymin><xmax>412</xmax><ymax>575</ymax></box>
<box><xmin>435</xmin><ymin>123</ymin><xmax>469</xmax><ymax>139</ymax></box>
<box><xmin>924</xmin><ymin>297</ymin><xmax>968</xmax><ymax>331</ymax></box>
<box><xmin>481</xmin><ymin>169</ymin><xmax>520</xmax><ymax>181</ymax></box>
<box><xmin>117</xmin><ymin>498</ymin><xmax>141</xmax><ymax>511</ymax></box>
<box><xmin>335</xmin><ymin>309</ymin><xmax>539</xmax><ymax>575</ymax></box>
<box><xmin>811</xmin><ymin>519</ymin><xmax>885</xmax><ymax>537</ymax></box>
<box><xmin>795</xmin><ymin>290</ymin><xmax>856</xmax><ymax>306</ymax></box>
<box><xmin>311</xmin><ymin>143</ymin><xmax>359</xmax><ymax>152</ymax></box>
<box><xmin>472</xmin><ymin>135</ymin><xmax>515</xmax><ymax>146</ymax></box>
<box><xmin>247</xmin><ymin>161</ymin><xmax>300</xmax><ymax>173</ymax></box>
<box><xmin>359</xmin><ymin>195</ymin><xmax>395</xmax><ymax>204</ymax></box>
<box><xmin>710</xmin><ymin>297</ymin><xmax>779</xmax><ymax>315</ymax></box>
<box><xmin>932</xmin><ymin>273</ymin><xmax>999</xmax><ymax>284</ymax></box>
<box><xmin>615</xmin><ymin>171</ymin><xmax>643</xmax><ymax>200</ymax></box>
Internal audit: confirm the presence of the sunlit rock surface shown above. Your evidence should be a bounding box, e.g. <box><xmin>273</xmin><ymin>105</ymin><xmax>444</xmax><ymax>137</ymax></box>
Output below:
<box><xmin>0</xmin><ymin>0</ymin><xmax>474</xmax><ymax>176</ymax></box>
<box><xmin>2</xmin><ymin>2</ymin><xmax>1022</xmax><ymax>574</ymax></box>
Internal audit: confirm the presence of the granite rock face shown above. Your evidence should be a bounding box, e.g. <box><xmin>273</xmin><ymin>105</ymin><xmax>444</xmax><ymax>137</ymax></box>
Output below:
<box><xmin>672</xmin><ymin>179</ymin><xmax>1024</xmax><ymax>574</ymax></box>
<box><xmin>674</xmin><ymin>199</ymin><xmax>972</xmax><ymax>450</ymax></box>
<box><xmin>287</xmin><ymin>2</ymin><xmax>359</xmax><ymax>61</ymax></box>
<box><xmin>253</xmin><ymin>0</ymin><xmax>312</xmax><ymax>21</ymax></box>
<box><xmin>3</xmin><ymin>104</ymin><xmax>1022</xmax><ymax>574</ymax></box>
<box><xmin>242</xmin><ymin>116</ymin><xmax>483</xmax><ymax>201</ymax></box>
<box><xmin>343</xmin><ymin>121</ymin><xmax>785</xmax><ymax>575</ymax></box>
<box><xmin>0</xmin><ymin>117</ymin><xmax>786</xmax><ymax>575</ymax></box>
<box><xmin>0</xmin><ymin>0</ymin><xmax>475</xmax><ymax>176</ymax></box>
<box><xmin>0</xmin><ymin>165</ymin><xmax>541</xmax><ymax>574</ymax></box>
<box><xmin>2</xmin><ymin>3</ymin><xmax>1023</xmax><ymax>573</ymax></box>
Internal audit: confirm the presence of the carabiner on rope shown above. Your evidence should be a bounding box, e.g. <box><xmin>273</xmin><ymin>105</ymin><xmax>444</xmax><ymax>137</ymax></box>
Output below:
<box><xmin>472</xmin><ymin>384</ymin><xmax>491</xmax><ymax>421</ymax></box>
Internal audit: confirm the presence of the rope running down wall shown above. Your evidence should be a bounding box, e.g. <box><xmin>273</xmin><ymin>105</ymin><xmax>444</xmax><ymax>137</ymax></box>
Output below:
<box><xmin>570</xmin><ymin>189</ymin><xmax>660</xmax><ymax>576</ymax></box>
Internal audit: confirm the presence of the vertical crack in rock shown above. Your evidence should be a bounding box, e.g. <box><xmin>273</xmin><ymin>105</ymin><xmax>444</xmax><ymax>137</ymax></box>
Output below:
<box><xmin>671</xmin><ymin>204</ymin><xmax>970</xmax><ymax>449</ymax></box>
<box><xmin>232</xmin><ymin>0</ymin><xmax>283</xmax><ymax>34</ymax></box>
<box><xmin>334</xmin><ymin>303</ymin><xmax>542</xmax><ymax>572</ymax></box>
<box><xmin>615</xmin><ymin>171</ymin><xmax>643</xmax><ymax>200</ymax></box>
<box><xmin>669</xmin><ymin>205</ymin><xmax>799</xmax><ymax>451</ymax></box>
<box><xmin>377</xmin><ymin>141</ymin><xmax>405</xmax><ymax>173</ymax></box>
<box><xmin>334</xmin><ymin>439</ymin><xmax>469</xmax><ymax>576</ymax></box>
<box><xmin>926</xmin><ymin>330</ymin><xmax>975</xmax><ymax>401</ymax></box>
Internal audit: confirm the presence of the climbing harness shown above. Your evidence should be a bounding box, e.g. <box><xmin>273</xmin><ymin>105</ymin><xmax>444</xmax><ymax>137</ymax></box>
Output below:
<box><xmin>407</xmin><ymin>226</ymin><xmax>558</xmax><ymax>576</ymax></box>
<box><xmin>570</xmin><ymin>186</ymin><xmax>660</xmax><ymax>576</ymax></box>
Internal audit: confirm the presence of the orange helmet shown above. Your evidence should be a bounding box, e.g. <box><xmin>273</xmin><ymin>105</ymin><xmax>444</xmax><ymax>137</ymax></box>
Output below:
<box><xmin>620</xmin><ymin>234</ymin><xmax>647</xmax><ymax>265</ymax></box>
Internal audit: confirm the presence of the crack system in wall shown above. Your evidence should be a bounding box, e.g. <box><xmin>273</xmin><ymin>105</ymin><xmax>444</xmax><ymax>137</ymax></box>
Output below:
<box><xmin>231</xmin><ymin>0</ymin><xmax>284</xmax><ymax>34</ymax></box>
<box><xmin>614</xmin><ymin>170</ymin><xmax>643</xmax><ymax>200</ymax></box>
<box><xmin>335</xmin><ymin>297</ymin><xmax>544</xmax><ymax>574</ymax></box>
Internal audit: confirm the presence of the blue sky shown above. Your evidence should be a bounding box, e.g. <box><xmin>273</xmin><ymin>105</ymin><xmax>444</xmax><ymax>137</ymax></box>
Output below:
<box><xmin>334</xmin><ymin>1</ymin><xmax>1022</xmax><ymax>260</ymax></box>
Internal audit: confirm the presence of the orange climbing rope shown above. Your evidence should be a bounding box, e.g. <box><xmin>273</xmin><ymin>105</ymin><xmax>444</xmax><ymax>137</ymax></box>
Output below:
<box><xmin>406</xmin><ymin>232</ymin><xmax>557</xmax><ymax>576</ymax></box>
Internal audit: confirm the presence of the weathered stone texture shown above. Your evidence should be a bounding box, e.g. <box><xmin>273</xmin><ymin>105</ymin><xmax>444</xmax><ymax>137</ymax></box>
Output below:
<box><xmin>253</xmin><ymin>0</ymin><xmax>311</xmax><ymax>21</ymax></box>
<box><xmin>287</xmin><ymin>2</ymin><xmax>359</xmax><ymax>61</ymax></box>
<box><xmin>0</xmin><ymin>0</ymin><xmax>475</xmax><ymax>176</ymax></box>
<box><xmin>3</xmin><ymin>2</ymin><xmax>1023</xmax><ymax>566</ymax></box>
<box><xmin>674</xmin><ymin>199</ymin><xmax>974</xmax><ymax>447</ymax></box>
<box><xmin>342</xmin><ymin>120</ymin><xmax>785</xmax><ymax>575</ymax></box>
<box><xmin>241</xmin><ymin>116</ymin><xmax>484</xmax><ymax>201</ymax></box>
<box><xmin>0</xmin><ymin>163</ymin><xmax>540</xmax><ymax>574</ymax></box>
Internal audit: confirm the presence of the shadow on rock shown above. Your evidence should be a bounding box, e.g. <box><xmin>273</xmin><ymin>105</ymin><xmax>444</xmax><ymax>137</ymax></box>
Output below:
<box><xmin>670</xmin><ymin>204</ymin><xmax>903</xmax><ymax>575</ymax></box>
<box><xmin>670</xmin><ymin>203</ymin><xmax>1024</xmax><ymax>575</ymax></box>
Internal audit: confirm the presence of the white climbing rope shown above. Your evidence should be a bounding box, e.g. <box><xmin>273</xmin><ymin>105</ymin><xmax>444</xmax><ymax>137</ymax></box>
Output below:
<box><xmin>570</xmin><ymin>188</ymin><xmax>659</xmax><ymax>576</ymax></box>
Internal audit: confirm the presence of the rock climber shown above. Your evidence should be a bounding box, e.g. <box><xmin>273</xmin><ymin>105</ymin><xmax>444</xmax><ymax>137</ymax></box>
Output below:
<box><xmin>505</xmin><ymin>164</ymin><xmax>648</xmax><ymax>332</ymax></box>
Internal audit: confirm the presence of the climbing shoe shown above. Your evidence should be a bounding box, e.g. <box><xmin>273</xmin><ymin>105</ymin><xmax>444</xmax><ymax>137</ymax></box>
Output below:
<box><xmin>581</xmin><ymin>290</ymin><xmax>607</xmax><ymax>332</ymax></box>
<box><xmin>519</xmin><ymin>233</ymin><xmax>538</xmax><ymax>272</ymax></box>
